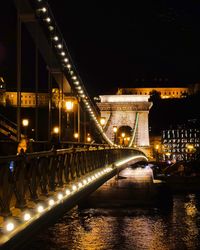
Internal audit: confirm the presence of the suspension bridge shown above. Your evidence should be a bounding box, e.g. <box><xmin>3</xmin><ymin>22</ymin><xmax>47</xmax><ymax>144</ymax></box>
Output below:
<box><xmin>0</xmin><ymin>0</ymin><xmax>150</xmax><ymax>248</ymax></box>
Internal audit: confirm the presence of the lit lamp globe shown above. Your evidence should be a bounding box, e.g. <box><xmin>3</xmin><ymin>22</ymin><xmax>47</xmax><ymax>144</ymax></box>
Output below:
<box><xmin>100</xmin><ymin>117</ymin><xmax>106</xmax><ymax>126</ymax></box>
<box><xmin>113</xmin><ymin>126</ymin><xmax>117</xmax><ymax>133</ymax></box>
<box><xmin>74</xmin><ymin>133</ymin><xmax>79</xmax><ymax>139</ymax></box>
<box><xmin>65</xmin><ymin>100</ymin><xmax>74</xmax><ymax>111</ymax></box>
<box><xmin>121</xmin><ymin>132</ymin><xmax>125</xmax><ymax>138</ymax></box>
<box><xmin>87</xmin><ymin>135</ymin><xmax>91</xmax><ymax>143</ymax></box>
<box><xmin>53</xmin><ymin>126</ymin><xmax>59</xmax><ymax>134</ymax></box>
<box><xmin>22</xmin><ymin>119</ymin><xmax>29</xmax><ymax>127</ymax></box>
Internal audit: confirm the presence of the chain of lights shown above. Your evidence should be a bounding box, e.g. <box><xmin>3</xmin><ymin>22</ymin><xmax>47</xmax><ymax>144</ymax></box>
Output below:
<box><xmin>1</xmin><ymin>151</ymin><xmax>148</xmax><ymax>236</ymax></box>
<box><xmin>1</xmin><ymin>166</ymin><xmax>112</xmax><ymax>236</ymax></box>
<box><xmin>33</xmin><ymin>0</ymin><xmax>114</xmax><ymax>146</ymax></box>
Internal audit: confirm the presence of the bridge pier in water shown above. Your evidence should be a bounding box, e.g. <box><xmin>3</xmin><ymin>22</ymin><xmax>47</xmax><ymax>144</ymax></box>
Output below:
<box><xmin>81</xmin><ymin>164</ymin><xmax>169</xmax><ymax>208</ymax></box>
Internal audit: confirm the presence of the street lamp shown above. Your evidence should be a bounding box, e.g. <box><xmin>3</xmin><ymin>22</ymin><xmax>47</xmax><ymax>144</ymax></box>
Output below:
<box><xmin>155</xmin><ymin>144</ymin><xmax>159</xmax><ymax>162</ymax></box>
<box><xmin>113</xmin><ymin>126</ymin><xmax>118</xmax><ymax>144</ymax></box>
<box><xmin>65</xmin><ymin>100</ymin><xmax>74</xmax><ymax>111</ymax></box>
<box><xmin>100</xmin><ymin>117</ymin><xmax>106</xmax><ymax>126</ymax></box>
<box><xmin>74</xmin><ymin>132</ymin><xmax>79</xmax><ymax>141</ymax></box>
<box><xmin>121</xmin><ymin>132</ymin><xmax>125</xmax><ymax>146</ymax></box>
<box><xmin>22</xmin><ymin>119</ymin><xmax>29</xmax><ymax>127</ymax></box>
<box><xmin>22</xmin><ymin>119</ymin><xmax>29</xmax><ymax>138</ymax></box>
<box><xmin>65</xmin><ymin>100</ymin><xmax>74</xmax><ymax>133</ymax></box>
<box><xmin>87</xmin><ymin>134</ymin><xmax>91</xmax><ymax>143</ymax></box>
<box><xmin>53</xmin><ymin>126</ymin><xmax>59</xmax><ymax>134</ymax></box>
<box><xmin>52</xmin><ymin>126</ymin><xmax>60</xmax><ymax>149</ymax></box>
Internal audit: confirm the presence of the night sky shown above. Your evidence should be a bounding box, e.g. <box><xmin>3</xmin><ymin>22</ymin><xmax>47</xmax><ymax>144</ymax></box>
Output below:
<box><xmin>1</xmin><ymin>1</ymin><xmax>200</xmax><ymax>96</ymax></box>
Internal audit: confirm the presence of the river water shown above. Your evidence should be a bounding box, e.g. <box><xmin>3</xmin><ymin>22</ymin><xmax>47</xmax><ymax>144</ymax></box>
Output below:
<box><xmin>22</xmin><ymin>167</ymin><xmax>200</xmax><ymax>250</ymax></box>
<box><xmin>22</xmin><ymin>193</ymin><xmax>200</xmax><ymax>250</ymax></box>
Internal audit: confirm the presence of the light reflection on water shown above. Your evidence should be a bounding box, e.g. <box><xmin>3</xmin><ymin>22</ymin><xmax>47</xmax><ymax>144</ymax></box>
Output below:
<box><xmin>24</xmin><ymin>194</ymin><xmax>200</xmax><ymax>250</ymax></box>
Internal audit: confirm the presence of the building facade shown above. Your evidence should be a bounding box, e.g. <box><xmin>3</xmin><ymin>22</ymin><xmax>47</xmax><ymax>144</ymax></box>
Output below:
<box><xmin>117</xmin><ymin>84</ymin><xmax>200</xmax><ymax>99</ymax></box>
<box><xmin>97</xmin><ymin>95</ymin><xmax>152</xmax><ymax>154</ymax></box>
<box><xmin>0</xmin><ymin>88</ymin><xmax>64</xmax><ymax>108</ymax></box>
<box><xmin>161</xmin><ymin>127</ymin><xmax>200</xmax><ymax>162</ymax></box>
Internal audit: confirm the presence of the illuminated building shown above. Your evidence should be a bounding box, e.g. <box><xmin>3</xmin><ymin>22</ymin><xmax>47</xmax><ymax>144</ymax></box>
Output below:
<box><xmin>0</xmin><ymin>88</ymin><xmax>68</xmax><ymax>108</ymax></box>
<box><xmin>117</xmin><ymin>84</ymin><xmax>200</xmax><ymax>99</ymax></box>
<box><xmin>162</xmin><ymin>124</ymin><xmax>200</xmax><ymax>161</ymax></box>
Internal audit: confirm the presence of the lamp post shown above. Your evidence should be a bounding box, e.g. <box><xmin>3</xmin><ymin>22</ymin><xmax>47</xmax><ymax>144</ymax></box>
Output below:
<box><xmin>155</xmin><ymin>144</ymin><xmax>159</xmax><ymax>162</ymax></box>
<box><xmin>74</xmin><ymin>132</ymin><xmax>79</xmax><ymax>141</ymax></box>
<box><xmin>87</xmin><ymin>133</ymin><xmax>91</xmax><ymax>143</ymax></box>
<box><xmin>65</xmin><ymin>100</ymin><xmax>74</xmax><ymax>141</ymax></box>
<box><xmin>100</xmin><ymin>117</ymin><xmax>106</xmax><ymax>126</ymax></box>
<box><xmin>53</xmin><ymin>126</ymin><xmax>59</xmax><ymax>134</ymax></box>
<box><xmin>52</xmin><ymin>126</ymin><xmax>60</xmax><ymax>149</ymax></box>
<box><xmin>113</xmin><ymin>126</ymin><xmax>118</xmax><ymax>144</ymax></box>
<box><xmin>65</xmin><ymin>100</ymin><xmax>74</xmax><ymax>127</ymax></box>
<box><xmin>121</xmin><ymin>132</ymin><xmax>125</xmax><ymax>146</ymax></box>
<box><xmin>22</xmin><ymin>119</ymin><xmax>29</xmax><ymax>138</ymax></box>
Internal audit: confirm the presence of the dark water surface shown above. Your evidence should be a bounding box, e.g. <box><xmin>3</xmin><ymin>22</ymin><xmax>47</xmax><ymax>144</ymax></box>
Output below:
<box><xmin>23</xmin><ymin>193</ymin><xmax>200</xmax><ymax>250</ymax></box>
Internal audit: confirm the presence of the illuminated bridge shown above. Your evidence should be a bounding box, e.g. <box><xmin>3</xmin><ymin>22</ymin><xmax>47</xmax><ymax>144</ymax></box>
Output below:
<box><xmin>0</xmin><ymin>0</ymin><xmax>149</xmax><ymax>248</ymax></box>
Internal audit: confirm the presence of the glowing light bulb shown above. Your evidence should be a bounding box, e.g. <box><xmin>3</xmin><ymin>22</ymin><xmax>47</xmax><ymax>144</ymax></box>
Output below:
<box><xmin>72</xmin><ymin>185</ymin><xmax>77</xmax><ymax>191</ymax></box>
<box><xmin>64</xmin><ymin>58</ymin><xmax>68</xmax><ymax>62</ymax></box>
<box><xmin>46</xmin><ymin>17</ymin><xmax>51</xmax><ymax>22</ymax></box>
<box><xmin>48</xmin><ymin>199</ymin><xmax>55</xmax><ymax>206</ymax></box>
<box><xmin>37</xmin><ymin>205</ymin><xmax>44</xmax><ymax>213</ymax></box>
<box><xmin>6</xmin><ymin>222</ymin><xmax>15</xmax><ymax>232</ymax></box>
<box><xmin>57</xmin><ymin>193</ymin><xmax>63</xmax><ymax>200</ymax></box>
<box><xmin>41</xmin><ymin>7</ymin><xmax>47</xmax><ymax>13</ymax></box>
<box><xmin>54</xmin><ymin>36</ymin><xmax>59</xmax><ymax>41</ymax></box>
<box><xmin>83</xmin><ymin>179</ymin><xmax>87</xmax><ymax>185</ymax></box>
<box><xmin>65</xmin><ymin>189</ymin><xmax>71</xmax><ymax>195</ymax></box>
<box><xmin>78</xmin><ymin>182</ymin><xmax>83</xmax><ymax>188</ymax></box>
<box><xmin>24</xmin><ymin>213</ymin><xmax>31</xmax><ymax>221</ymax></box>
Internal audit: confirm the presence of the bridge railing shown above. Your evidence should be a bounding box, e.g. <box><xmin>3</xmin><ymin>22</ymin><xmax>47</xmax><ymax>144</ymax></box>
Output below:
<box><xmin>0</xmin><ymin>145</ymin><xmax>144</xmax><ymax>217</ymax></box>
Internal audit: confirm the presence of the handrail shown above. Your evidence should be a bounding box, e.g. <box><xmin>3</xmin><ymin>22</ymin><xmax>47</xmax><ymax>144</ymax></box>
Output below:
<box><xmin>0</xmin><ymin>146</ymin><xmax>145</xmax><ymax>217</ymax></box>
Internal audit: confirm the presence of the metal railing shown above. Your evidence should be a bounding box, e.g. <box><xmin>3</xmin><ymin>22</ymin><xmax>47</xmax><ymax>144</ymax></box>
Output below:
<box><xmin>0</xmin><ymin>145</ymin><xmax>143</xmax><ymax>217</ymax></box>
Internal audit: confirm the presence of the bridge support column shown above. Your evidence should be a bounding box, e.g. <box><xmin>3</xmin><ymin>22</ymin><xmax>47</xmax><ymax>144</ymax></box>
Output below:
<box><xmin>137</xmin><ymin>111</ymin><xmax>150</xmax><ymax>147</ymax></box>
<box><xmin>97</xmin><ymin>95</ymin><xmax>152</xmax><ymax>147</ymax></box>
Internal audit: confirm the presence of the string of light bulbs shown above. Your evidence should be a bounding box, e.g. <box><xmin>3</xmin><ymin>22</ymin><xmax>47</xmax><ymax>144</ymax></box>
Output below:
<box><xmin>34</xmin><ymin>0</ymin><xmax>114</xmax><ymax>146</ymax></box>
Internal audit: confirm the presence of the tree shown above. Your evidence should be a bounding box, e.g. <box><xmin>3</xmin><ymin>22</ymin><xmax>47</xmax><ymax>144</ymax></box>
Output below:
<box><xmin>149</xmin><ymin>90</ymin><xmax>161</xmax><ymax>102</ymax></box>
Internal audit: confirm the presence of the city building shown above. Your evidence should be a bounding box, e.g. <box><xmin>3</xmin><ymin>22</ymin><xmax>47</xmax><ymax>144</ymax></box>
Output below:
<box><xmin>0</xmin><ymin>88</ymin><xmax>70</xmax><ymax>108</ymax></box>
<box><xmin>161</xmin><ymin>124</ymin><xmax>200</xmax><ymax>162</ymax></box>
<box><xmin>117</xmin><ymin>83</ymin><xmax>200</xmax><ymax>99</ymax></box>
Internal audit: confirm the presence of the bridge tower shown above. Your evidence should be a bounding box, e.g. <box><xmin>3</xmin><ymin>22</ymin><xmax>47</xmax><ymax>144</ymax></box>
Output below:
<box><xmin>97</xmin><ymin>95</ymin><xmax>152</xmax><ymax>150</ymax></box>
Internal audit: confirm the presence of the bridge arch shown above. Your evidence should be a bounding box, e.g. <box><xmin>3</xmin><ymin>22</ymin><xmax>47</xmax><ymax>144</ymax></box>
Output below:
<box><xmin>97</xmin><ymin>95</ymin><xmax>153</xmax><ymax>150</ymax></box>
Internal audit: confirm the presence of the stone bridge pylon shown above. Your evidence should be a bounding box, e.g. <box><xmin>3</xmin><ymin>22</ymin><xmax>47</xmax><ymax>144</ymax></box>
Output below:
<box><xmin>97</xmin><ymin>95</ymin><xmax>152</xmax><ymax>148</ymax></box>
